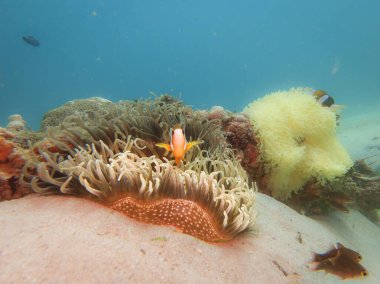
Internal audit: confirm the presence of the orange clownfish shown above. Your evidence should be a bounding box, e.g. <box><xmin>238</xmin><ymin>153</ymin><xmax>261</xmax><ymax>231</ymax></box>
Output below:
<box><xmin>156</xmin><ymin>124</ymin><xmax>203</xmax><ymax>165</ymax></box>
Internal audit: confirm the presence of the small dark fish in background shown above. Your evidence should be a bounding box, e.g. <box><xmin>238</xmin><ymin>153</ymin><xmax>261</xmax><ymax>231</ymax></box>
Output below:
<box><xmin>22</xmin><ymin>35</ymin><xmax>40</xmax><ymax>47</ymax></box>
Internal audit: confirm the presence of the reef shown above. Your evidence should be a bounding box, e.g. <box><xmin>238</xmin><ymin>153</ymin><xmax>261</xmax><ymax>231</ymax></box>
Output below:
<box><xmin>205</xmin><ymin>106</ymin><xmax>263</xmax><ymax>192</ymax></box>
<box><xmin>20</xmin><ymin>95</ymin><xmax>256</xmax><ymax>242</ymax></box>
<box><xmin>3</xmin><ymin>90</ymin><xmax>379</xmax><ymax>244</ymax></box>
<box><xmin>226</xmin><ymin>87</ymin><xmax>380</xmax><ymax>220</ymax></box>
<box><xmin>349</xmin><ymin>159</ymin><xmax>380</xmax><ymax>221</ymax></box>
<box><xmin>0</xmin><ymin>113</ymin><xmax>42</xmax><ymax>200</ymax></box>
<box><xmin>283</xmin><ymin>143</ymin><xmax>380</xmax><ymax>219</ymax></box>
<box><xmin>2</xmin><ymin>92</ymin><xmax>380</xmax><ymax>281</ymax></box>
<box><xmin>0</xmin><ymin>127</ymin><xmax>31</xmax><ymax>201</ymax></box>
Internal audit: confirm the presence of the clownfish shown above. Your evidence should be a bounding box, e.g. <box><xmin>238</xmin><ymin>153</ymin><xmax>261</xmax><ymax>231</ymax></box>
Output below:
<box><xmin>312</xmin><ymin>89</ymin><xmax>337</xmax><ymax>107</ymax></box>
<box><xmin>307</xmin><ymin>89</ymin><xmax>344</xmax><ymax>111</ymax></box>
<box><xmin>155</xmin><ymin>124</ymin><xmax>203</xmax><ymax>165</ymax></box>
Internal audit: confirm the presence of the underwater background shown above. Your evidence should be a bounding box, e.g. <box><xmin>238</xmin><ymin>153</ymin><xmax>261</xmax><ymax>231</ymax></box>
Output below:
<box><xmin>0</xmin><ymin>0</ymin><xmax>379</xmax><ymax>130</ymax></box>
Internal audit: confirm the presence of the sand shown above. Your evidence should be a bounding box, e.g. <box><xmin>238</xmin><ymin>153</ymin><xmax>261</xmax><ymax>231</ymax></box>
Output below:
<box><xmin>338</xmin><ymin>111</ymin><xmax>380</xmax><ymax>170</ymax></box>
<box><xmin>0</xmin><ymin>193</ymin><xmax>379</xmax><ymax>284</ymax></box>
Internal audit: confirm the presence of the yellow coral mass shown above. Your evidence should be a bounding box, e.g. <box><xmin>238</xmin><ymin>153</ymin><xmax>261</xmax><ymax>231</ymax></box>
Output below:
<box><xmin>243</xmin><ymin>88</ymin><xmax>353</xmax><ymax>200</ymax></box>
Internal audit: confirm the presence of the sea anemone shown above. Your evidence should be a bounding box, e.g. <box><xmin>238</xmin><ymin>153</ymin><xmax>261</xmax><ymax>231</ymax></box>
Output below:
<box><xmin>243</xmin><ymin>88</ymin><xmax>352</xmax><ymax>200</ymax></box>
<box><xmin>22</xmin><ymin>96</ymin><xmax>256</xmax><ymax>242</ymax></box>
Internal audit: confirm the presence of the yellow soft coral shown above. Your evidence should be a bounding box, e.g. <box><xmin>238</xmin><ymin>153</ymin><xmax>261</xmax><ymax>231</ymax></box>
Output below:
<box><xmin>243</xmin><ymin>88</ymin><xmax>353</xmax><ymax>200</ymax></box>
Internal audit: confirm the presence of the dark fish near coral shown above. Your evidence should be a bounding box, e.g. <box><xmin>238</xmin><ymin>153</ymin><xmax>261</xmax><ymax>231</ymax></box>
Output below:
<box><xmin>315</xmin><ymin>255</ymin><xmax>367</xmax><ymax>279</ymax></box>
<box><xmin>314</xmin><ymin>243</ymin><xmax>362</xmax><ymax>263</ymax></box>
<box><xmin>336</xmin><ymin>243</ymin><xmax>363</xmax><ymax>262</ymax></box>
<box><xmin>22</xmin><ymin>35</ymin><xmax>40</xmax><ymax>47</ymax></box>
<box><xmin>313</xmin><ymin>243</ymin><xmax>367</xmax><ymax>279</ymax></box>
<box><xmin>313</xmin><ymin>246</ymin><xmax>339</xmax><ymax>262</ymax></box>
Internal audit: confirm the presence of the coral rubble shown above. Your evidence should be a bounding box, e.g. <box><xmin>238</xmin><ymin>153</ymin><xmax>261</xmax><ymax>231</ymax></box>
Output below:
<box><xmin>350</xmin><ymin>160</ymin><xmax>380</xmax><ymax>221</ymax></box>
<box><xmin>221</xmin><ymin>113</ymin><xmax>263</xmax><ymax>184</ymax></box>
<box><xmin>205</xmin><ymin>107</ymin><xmax>263</xmax><ymax>192</ymax></box>
<box><xmin>284</xmin><ymin>157</ymin><xmax>380</xmax><ymax>219</ymax></box>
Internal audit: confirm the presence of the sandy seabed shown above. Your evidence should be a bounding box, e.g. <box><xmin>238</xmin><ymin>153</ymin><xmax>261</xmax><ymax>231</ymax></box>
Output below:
<box><xmin>1</xmin><ymin>111</ymin><xmax>380</xmax><ymax>284</ymax></box>
<box><xmin>0</xmin><ymin>192</ymin><xmax>379</xmax><ymax>284</ymax></box>
<box><xmin>338</xmin><ymin>111</ymin><xmax>380</xmax><ymax>168</ymax></box>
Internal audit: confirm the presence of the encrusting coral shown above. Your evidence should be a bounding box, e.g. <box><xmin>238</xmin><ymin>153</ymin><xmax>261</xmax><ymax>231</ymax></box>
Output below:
<box><xmin>22</xmin><ymin>96</ymin><xmax>256</xmax><ymax>242</ymax></box>
<box><xmin>0</xmin><ymin>128</ymin><xmax>31</xmax><ymax>200</ymax></box>
<box><xmin>40</xmin><ymin>97</ymin><xmax>113</xmax><ymax>131</ymax></box>
<box><xmin>205</xmin><ymin>108</ymin><xmax>261</xmax><ymax>187</ymax></box>
<box><xmin>243</xmin><ymin>88</ymin><xmax>353</xmax><ymax>201</ymax></box>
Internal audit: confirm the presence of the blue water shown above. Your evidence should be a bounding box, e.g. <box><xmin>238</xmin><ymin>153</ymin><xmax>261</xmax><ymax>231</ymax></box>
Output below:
<box><xmin>1</xmin><ymin>0</ymin><xmax>379</xmax><ymax>130</ymax></box>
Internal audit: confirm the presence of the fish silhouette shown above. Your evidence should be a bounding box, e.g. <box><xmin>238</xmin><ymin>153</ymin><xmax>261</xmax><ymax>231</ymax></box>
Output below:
<box><xmin>22</xmin><ymin>35</ymin><xmax>40</xmax><ymax>47</ymax></box>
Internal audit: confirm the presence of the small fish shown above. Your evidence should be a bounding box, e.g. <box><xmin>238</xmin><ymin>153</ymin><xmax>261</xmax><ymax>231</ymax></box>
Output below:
<box><xmin>22</xmin><ymin>35</ymin><xmax>40</xmax><ymax>47</ymax></box>
<box><xmin>313</xmin><ymin>246</ymin><xmax>339</xmax><ymax>263</ymax></box>
<box><xmin>312</xmin><ymin>89</ymin><xmax>335</xmax><ymax>107</ymax></box>
<box><xmin>315</xmin><ymin>254</ymin><xmax>367</xmax><ymax>279</ymax></box>
<box><xmin>308</xmin><ymin>89</ymin><xmax>345</xmax><ymax>112</ymax></box>
<box><xmin>313</xmin><ymin>243</ymin><xmax>367</xmax><ymax>279</ymax></box>
<box><xmin>335</xmin><ymin>243</ymin><xmax>362</xmax><ymax>262</ymax></box>
<box><xmin>314</xmin><ymin>242</ymin><xmax>362</xmax><ymax>263</ymax></box>
<box><xmin>155</xmin><ymin>124</ymin><xmax>203</xmax><ymax>165</ymax></box>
